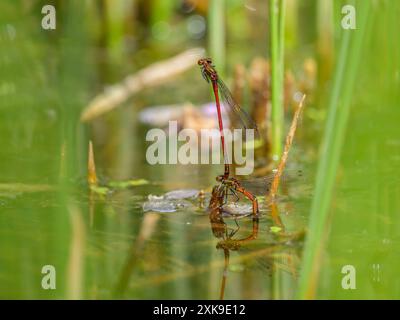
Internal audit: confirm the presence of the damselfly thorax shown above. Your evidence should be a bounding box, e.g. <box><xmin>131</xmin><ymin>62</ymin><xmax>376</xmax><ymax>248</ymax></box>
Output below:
<box><xmin>198</xmin><ymin>58</ymin><xmax>218</xmax><ymax>82</ymax></box>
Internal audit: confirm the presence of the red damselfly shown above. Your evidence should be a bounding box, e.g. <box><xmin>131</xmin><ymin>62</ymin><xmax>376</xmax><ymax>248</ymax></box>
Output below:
<box><xmin>198</xmin><ymin>58</ymin><xmax>263</xmax><ymax>216</ymax></box>
<box><xmin>212</xmin><ymin>167</ymin><xmax>306</xmax><ymax>216</ymax></box>
<box><xmin>198</xmin><ymin>58</ymin><xmax>259</xmax><ymax>179</ymax></box>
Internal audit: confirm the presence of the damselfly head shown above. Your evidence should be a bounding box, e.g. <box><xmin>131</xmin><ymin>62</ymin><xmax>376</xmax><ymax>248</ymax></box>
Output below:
<box><xmin>198</xmin><ymin>57</ymin><xmax>213</xmax><ymax>66</ymax></box>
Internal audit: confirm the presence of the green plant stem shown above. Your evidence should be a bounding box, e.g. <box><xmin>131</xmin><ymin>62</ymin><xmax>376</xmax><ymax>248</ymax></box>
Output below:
<box><xmin>270</xmin><ymin>0</ymin><xmax>285</xmax><ymax>160</ymax></box>
<box><xmin>208</xmin><ymin>0</ymin><xmax>226</xmax><ymax>75</ymax></box>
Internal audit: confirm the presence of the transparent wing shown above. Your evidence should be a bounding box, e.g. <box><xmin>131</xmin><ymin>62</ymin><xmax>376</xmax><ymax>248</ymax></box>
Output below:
<box><xmin>216</xmin><ymin>78</ymin><xmax>259</xmax><ymax>136</ymax></box>
<box><xmin>238</xmin><ymin>168</ymin><xmax>306</xmax><ymax>195</ymax></box>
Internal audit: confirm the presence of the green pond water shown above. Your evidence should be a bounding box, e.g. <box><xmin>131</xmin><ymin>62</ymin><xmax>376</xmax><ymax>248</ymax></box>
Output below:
<box><xmin>0</xmin><ymin>1</ymin><xmax>399</xmax><ymax>299</ymax></box>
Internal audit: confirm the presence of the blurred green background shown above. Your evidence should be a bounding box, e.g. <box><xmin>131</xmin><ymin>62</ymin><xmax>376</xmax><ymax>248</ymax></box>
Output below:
<box><xmin>0</xmin><ymin>0</ymin><xmax>399</xmax><ymax>299</ymax></box>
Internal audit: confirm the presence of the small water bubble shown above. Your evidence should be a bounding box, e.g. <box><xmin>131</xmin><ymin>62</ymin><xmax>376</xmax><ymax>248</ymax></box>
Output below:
<box><xmin>293</xmin><ymin>91</ymin><xmax>304</xmax><ymax>103</ymax></box>
<box><xmin>187</xmin><ymin>15</ymin><xmax>206</xmax><ymax>39</ymax></box>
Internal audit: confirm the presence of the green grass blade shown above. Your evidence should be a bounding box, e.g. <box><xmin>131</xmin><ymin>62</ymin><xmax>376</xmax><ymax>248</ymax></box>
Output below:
<box><xmin>297</xmin><ymin>1</ymin><xmax>371</xmax><ymax>299</ymax></box>
<box><xmin>208</xmin><ymin>0</ymin><xmax>226</xmax><ymax>75</ymax></box>
<box><xmin>270</xmin><ymin>0</ymin><xmax>285</xmax><ymax>160</ymax></box>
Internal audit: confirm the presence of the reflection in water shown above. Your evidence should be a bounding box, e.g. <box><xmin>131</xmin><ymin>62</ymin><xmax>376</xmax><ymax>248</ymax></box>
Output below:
<box><xmin>87</xmin><ymin>182</ymin><xmax>301</xmax><ymax>299</ymax></box>
<box><xmin>209</xmin><ymin>184</ymin><xmax>302</xmax><ymax>299</ymax></box>
<box><xmin>66</xmin><ymin>201</ymin><xmax>86</xmax><ymax>300</ymax></box>
<box><xmin>113</xmin><ymin>213</ymin><xmax>160</xmax><ymax>298</ymax></box>
<box><xmin>209</xmin><ymin>185</ymin><xmax>259</xmax><ymax>299</ymax></box>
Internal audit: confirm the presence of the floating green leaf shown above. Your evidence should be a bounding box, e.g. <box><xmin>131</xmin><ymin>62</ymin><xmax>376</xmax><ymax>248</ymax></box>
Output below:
<box><xmin>270</xmin><ymin>226</ymin><xmax>282</xmax><ymax>233</ymax></box>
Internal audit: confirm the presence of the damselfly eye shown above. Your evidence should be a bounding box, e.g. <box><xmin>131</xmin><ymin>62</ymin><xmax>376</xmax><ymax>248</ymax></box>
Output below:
<box><xmin>197</xmin><ymin>59</ymin><xmax>203</xmax><ymax>65</ymax></box>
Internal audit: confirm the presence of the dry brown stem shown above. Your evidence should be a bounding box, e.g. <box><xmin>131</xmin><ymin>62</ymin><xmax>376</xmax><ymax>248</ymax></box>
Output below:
<box><xmin>87</xmin><ymin>140</ymin><xmax>98</xmax><ymax>186</ymax></box>
<box><xmin>269</xmin><ymin>94</ymin><xmax>306</xmax><ymax>200</ymax></box>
